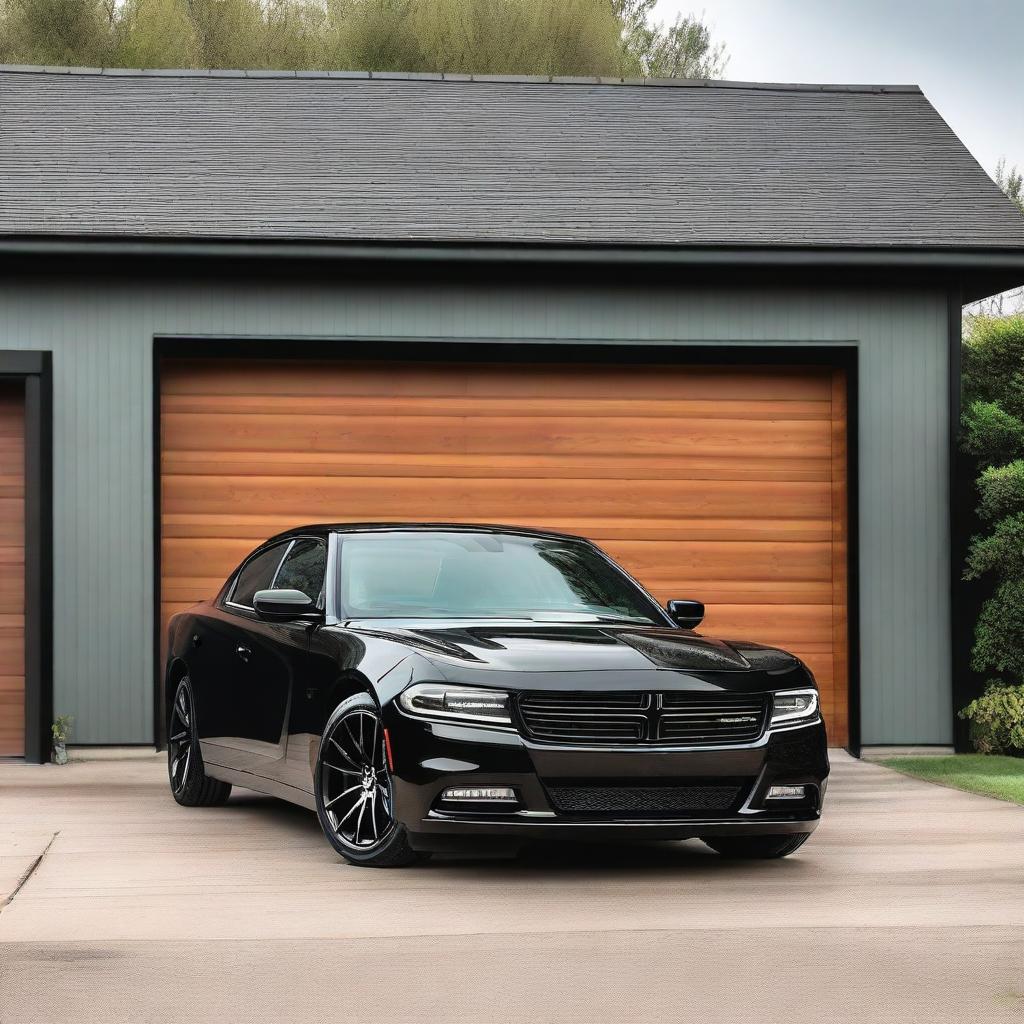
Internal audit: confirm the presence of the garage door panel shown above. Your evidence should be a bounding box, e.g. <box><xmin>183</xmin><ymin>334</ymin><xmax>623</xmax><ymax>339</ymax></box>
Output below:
<box><xmin>160</xmin><ymin>359</ymin><xmax>848</xmax><ymax>745</ymax></box>
<box><xmin>163</xmin><ymin>393</ymin><xmax>835</xmax><ymax>423</ymax></box>
<box><xmin>162</xmin><ymin>412</ymin><xmax>831</xmax><ymax>458</ymax></box>
<box><xmin>693</xmin><ymin>606</ymin><xmax>837</xmax><ymax>647</ymax></box>
<box><xmin>162</xmin><ymin>476</ymin><xmax>833</xmax><ymax>520</ymax></box>
<box><xmin>162</xmin><ymin>360</ymin><xmax>834</xmax><ymax>402</ymax></box>
<box><xmin>603</xmin><ymin>539</ymin><xmax>832</xmax><ymax>581</ymax></box>
<box><xmin>162</xmin><ymin>450</ymin><xmax>834</xmax><ymax>483</ymax></box>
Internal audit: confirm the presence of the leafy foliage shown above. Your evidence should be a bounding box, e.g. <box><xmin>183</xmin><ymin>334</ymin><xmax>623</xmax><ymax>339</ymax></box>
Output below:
<box><xmin>51</xmin><ymin>714</ymin><xmax>74</xmax><ymax>742</ymax></box>
<box><xmin>961</xmin><ymin>315</ymin><xmax>1024</xmax><ymax>750</ymax></box>
<box><xmin>958</xmin><ymin>683</ymin><xmax>1024</xmax><ymax>756</ymax></box>
<box><xmin>976</xmin><ymin>460</ymin><xmax>1024</xmax><ymax>523</ymax></box>
<box><xmin>114</xmin><ymin>0</ymin><xmax>201</xmax><ymax>68</ymax></box>
<box><xmin>995</xmin><ymin>158</ymin><xmax>1024</xmax><ymax>217</ymax></box>
<box><xmin>0</xmin><ymin>0</ymin><xmax>727</xmax><ymax>77</ymax></box>
<box><xmin>0</xmin><ymin>0</ymin><xmax>110</xmax><ymax>65</ymax></box>
<box><xmin>615</xmin><ymin>0</ymin><xmax>726</xmax><ymax>78</ymax></box>
<box><xmin>962</xmin><ymin>401</ymin><xmax>1024</xmax><ymax>465</ymax></box>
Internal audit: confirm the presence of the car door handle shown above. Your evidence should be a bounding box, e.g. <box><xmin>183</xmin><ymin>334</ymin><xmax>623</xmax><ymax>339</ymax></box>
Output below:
<box><xmin>235</xmin><ymin>645</ymin><xmax>251</xmax><ymax>663</ymax></box>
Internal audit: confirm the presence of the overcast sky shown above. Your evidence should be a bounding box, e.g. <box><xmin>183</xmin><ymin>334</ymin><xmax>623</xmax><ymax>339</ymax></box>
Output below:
<box><xmin>656</xmin><ymin>0</ymin><xmax>1023</xmax><ymax>180</ymax></box>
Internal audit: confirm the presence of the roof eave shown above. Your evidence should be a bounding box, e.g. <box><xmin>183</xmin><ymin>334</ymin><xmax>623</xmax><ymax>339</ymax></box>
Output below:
<box><xmin>3</xmin><ymin>236</ymin><xmax>1023</xmax><ymax>300</ymax></box>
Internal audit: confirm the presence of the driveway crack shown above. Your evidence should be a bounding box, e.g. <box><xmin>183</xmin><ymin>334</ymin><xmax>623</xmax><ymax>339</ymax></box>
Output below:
<box><xmin>0</xmin><ymin>831</ymin><xmax>59</xmax><ymax>913</ymax></box>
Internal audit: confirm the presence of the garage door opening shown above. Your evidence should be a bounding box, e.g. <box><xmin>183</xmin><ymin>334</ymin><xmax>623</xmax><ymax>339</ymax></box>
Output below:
<box><xmin>159</xmin><ymin>355</ymin><xmax>850</xmax><ymax>745</ymax></box>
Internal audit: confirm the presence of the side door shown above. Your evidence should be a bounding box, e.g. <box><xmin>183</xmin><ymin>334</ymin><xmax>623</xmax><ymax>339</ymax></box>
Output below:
<box><xmin>196</xmin><ymin>540</ymin><xmax>291</xmax><ymax>775</ymax></box>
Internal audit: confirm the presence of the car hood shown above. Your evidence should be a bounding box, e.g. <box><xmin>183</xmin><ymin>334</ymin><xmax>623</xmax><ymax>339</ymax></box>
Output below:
<box><xmin>347</xmin><ymin>620</ymin><xmax>799</xmax><ymax>675</ymax></box>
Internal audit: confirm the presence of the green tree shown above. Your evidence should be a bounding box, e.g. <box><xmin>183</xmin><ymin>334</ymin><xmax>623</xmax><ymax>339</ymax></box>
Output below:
<box><xmin>0</xmin><ymin>0</ymin><xmax>727</xmax><ymax>78</ymax></box>
<box><xmin>322</xmin><ymin>0</ymin><xmax>421</xmax><ymax>73</ymax></box>
<box><xmin>614</xmin><ymin>0</ymin><xmax>727</xmax><ymax>78</ymax></box>
<box><xmin>0</xmin><ymin>0</ymin><xmax>110</xmax><ymax>64</ymax></box>
<box><xmin>186</xmin><ymin>0</ymin><xmax>264</xmax><ymax>68</ymax></box>
<box><xmin>995</xmin><ymin>158</ymin><xmax>1024</xmax><ymax>216</ymax></box>
<box><xmin>261</xmin><ymin>0</ymin><xmax>322</xmax><ymax>69</ymax></box>
<box><xmin>113</xmin><ymin>0</ymin><xmax>200</xmax><ymax>66</ymax></box>
<box><xmin>961</xmin><ymin>315</ymin><xmax>1024</xmax><ymax>683</ymax></box>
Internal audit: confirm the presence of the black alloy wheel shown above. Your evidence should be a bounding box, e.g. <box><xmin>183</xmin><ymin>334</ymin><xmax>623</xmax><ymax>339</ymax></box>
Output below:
<box><xmin>167</xmin><ymin>676</ymin><xmax>232</xmax><ymax>807</ymax></box>
<box><xmin>315</xmin><ymin>694</ymin><xmax>424</xmax><ymax>867</ymax></box>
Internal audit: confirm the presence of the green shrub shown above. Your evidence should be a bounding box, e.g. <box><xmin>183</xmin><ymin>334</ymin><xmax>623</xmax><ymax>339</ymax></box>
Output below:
<box><xmin>958</xmin><ymin>683</ymin><xmax>1024</xmax><ymax>756</ymax></box>
<box><xmin>965</xmin><ymin>513</ymin><xmax>1024</xmax><ymax>580</ymax></box>
<box><xmin>970</xmin><ymin>578</ymin><xmax>1024</xmax><ymax>678</ymax></box>
<box><xmin>960</xmin><ymin>318</ymin><xmax>1024</xmax><ymax>739</ymax></box>
<box><xmin>976</xmin><ymin>460</ymin><xmax>1024</xmax><ymax>522</ymax></box>
<box><xmin>961</xmin><ymin>400</ymin><xmax>1024</xmax><ymax>465</ymax></box>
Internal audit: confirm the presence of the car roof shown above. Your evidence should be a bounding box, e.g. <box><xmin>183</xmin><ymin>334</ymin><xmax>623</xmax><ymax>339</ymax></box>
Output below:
<box><xmin>264</xmin><ymin>522</ymin><xmax>589</xmax><ymax>545</ymax></box>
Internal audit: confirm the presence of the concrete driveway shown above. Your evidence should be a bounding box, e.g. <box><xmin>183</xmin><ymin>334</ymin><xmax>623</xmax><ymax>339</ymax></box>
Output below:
<box><xmin>0</xmin><ymin>751</ymin><xmax>1021</xmax><ymax>1024</ymax></box>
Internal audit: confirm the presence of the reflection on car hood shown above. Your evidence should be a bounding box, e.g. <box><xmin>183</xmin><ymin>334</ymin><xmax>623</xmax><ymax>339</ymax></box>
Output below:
<box><xmin>347</xmin><ymin>620</ymin><xmax>798</xmax><ymax>674</ymax></box>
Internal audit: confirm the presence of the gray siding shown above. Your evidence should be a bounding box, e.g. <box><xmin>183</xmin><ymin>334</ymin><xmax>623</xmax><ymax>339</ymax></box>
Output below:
<box><xmin>0</xmin><ymin>277</ymin><xmax>951</xmax><ymax>745</ymax></box>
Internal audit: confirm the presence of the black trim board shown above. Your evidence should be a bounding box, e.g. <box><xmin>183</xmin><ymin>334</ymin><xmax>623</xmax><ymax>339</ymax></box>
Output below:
<box><xmin>948</xmin><ymin>290</ymin><xmax>985</xmax><ymax>752</ymax></box>
<box><xmin>0</xmin><ymin>351</ymin><xmax>53</xmax><ymax>764</ymax></box>
<box><xmin>152</xmin><ymin>337</ymin><xmax>861</xmax><ymax>756</ymax></box>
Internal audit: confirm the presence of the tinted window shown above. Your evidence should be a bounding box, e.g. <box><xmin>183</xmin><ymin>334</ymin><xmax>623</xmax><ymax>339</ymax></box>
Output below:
<box><xmin>274</xmin><ymin>538</ymin><xmax>327</xmax><ymax>602</ymax></box>
<box><xmin>337</xmin><ymin>532</ymin><xmax>662</xmax><ymax>623</ymax></box>
<box><xmin>230</xmin><ymin>543</ymin><xmax>288</xmax><ymax>608</ymax></box>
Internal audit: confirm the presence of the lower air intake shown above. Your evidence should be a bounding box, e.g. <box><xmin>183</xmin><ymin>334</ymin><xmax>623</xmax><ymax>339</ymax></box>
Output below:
<box><xmin>546</xmin><ymin>783</ymin><xmax>743</xmax><ymax>815</ymax></box>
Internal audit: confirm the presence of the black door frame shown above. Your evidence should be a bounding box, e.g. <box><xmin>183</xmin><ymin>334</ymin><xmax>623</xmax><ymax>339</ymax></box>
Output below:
<box><xmin>0</xmin><ymin>351</ymin><xmax>53</xmax><ymax>763</ymax></box>
<box><xmin>153</xmin><ymin>337</ymin><xmax>860</xmax><ymax>756</ymax></box>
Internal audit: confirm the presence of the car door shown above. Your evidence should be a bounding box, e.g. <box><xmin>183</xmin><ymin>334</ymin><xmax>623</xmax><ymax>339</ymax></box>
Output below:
<box><xmin>197</xmin><ymin>540</ymin><xmax>292</xmax><ymax>776</ymax></box>
<box><xmin>263</xmin><ymin>537</ymin><xmax>329</xmax><ymax>791</ymax></box>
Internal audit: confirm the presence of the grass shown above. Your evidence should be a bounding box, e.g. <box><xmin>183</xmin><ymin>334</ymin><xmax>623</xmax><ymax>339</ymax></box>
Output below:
<box><xmin>881</xmin><ymin>754</ymin><xmax>1024</xmax><ymax>806</ymax></box>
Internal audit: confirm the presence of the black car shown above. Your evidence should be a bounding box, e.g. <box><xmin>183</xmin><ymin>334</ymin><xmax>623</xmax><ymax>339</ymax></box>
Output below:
<box><xmin>165</xmin><ymin>523</ymin><xmax>828</xmax><ymax>867</ymax></box>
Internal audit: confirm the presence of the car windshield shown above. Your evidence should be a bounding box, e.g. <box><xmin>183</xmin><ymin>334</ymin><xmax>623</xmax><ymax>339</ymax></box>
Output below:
<box><xmin>336</xmin><ymin>531</ymin><xmax>664</xmax><ymax>624</ymax></box>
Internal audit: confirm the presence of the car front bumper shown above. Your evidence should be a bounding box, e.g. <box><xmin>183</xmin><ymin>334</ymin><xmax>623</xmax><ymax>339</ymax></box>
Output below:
<box><xmin>383</xmin><ymin>708</ymin><xmax>830</xmax><ymax>852</ymax></box>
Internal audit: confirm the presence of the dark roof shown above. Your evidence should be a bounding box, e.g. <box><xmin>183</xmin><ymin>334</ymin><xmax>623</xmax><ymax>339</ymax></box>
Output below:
<box><xmin>269</xmin><ymin>522</ymin><xmax>586</xmax><ymax>543</ymax></box>
<box><xmin>2</xmin><ymin>66</ymin><xmax>1023</xmax><ymax>253</ymax></box>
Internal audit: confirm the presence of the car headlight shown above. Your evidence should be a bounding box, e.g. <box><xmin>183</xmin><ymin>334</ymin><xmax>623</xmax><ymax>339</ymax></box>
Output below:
<box><xmin>398</xmin><ymin>683</ymin><xmax>513</xmax><ymax>726</ymax></box>
<box><xmin>770</xmin><ymin>688</ymin><xmax>819</xmax><ymax>726</ymax></box>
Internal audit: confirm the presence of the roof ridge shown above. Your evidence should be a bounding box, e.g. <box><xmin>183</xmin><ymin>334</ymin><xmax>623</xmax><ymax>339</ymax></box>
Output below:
<box><xmin>0</xmin><ymin>63</ymin><xmax>923</xmax><ymax>94</ymax></box>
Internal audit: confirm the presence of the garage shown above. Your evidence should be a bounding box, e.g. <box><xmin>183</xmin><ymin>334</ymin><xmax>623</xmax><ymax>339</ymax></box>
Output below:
<box><xmin>0</xmin><ymin>382</ymin><xmax>25</xmax><ymax>757</ymax></box>
<box><xmin>159</xmin><ymin>356</ymin><xmax>849</xmax><ymax>745</ymax></box>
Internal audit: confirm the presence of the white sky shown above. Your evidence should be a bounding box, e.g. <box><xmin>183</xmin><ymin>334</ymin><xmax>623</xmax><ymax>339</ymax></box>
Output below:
<box><xmin>656</xmin><ymin>0</ymin><xmax>1024</xmax><ymax>180</ymax></box>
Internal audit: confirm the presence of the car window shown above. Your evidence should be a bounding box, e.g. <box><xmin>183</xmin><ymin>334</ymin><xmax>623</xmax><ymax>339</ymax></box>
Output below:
<box><xmin>337</xmin><ymin>532</ymin><xmax>663</xmax><ymax>623</ymax></box>
<box><xmin>229</xmin><ymin>542</ymin><xmax>289</xmax><ymax>608</ymax></box>
<box><xmin>273</xmin><ymin>538</ymin><xmax>327</xmax><ymax>603</ymax></box>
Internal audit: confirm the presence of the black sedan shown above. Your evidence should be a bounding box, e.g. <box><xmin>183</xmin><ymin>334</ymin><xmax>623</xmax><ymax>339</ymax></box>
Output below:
<box><xmin>165</xmin><ymin>523</ymin><xmax>829</xmax><ymax>867</ymax></box>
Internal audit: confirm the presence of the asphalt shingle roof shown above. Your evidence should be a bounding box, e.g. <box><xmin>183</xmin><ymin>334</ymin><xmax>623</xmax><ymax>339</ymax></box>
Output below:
<box><xmin>2</xmin><ymin>66</ymin><xmax>1023</xmax><ymax>250</ymax></box>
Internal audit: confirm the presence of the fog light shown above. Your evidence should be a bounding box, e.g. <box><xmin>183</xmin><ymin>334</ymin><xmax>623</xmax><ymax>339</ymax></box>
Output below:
<box><xmin>442</xmin><ymin>787</ymin><xmax>517</xmax><ymax>802</ymax></box>
<box><xmin>767</xmin><ymin>785</ymin><xmax>807</xmax><ymax>800</ymax></box>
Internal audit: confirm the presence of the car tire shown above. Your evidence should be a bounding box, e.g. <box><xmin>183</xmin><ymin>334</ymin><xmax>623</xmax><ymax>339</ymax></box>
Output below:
<box><xmin>315</xmin><ymin>693</ymin><xmax>427</xmax><ymax>868</ymax></box>
<box><xmin>701</xmin><ymin>833</ymin><xmax>811</xmax><ymax>859</ymax></box>
<box><xmin>167</xmin><ymin>676</ymin><xmax>232</xmax><ymax>807</ymax></box>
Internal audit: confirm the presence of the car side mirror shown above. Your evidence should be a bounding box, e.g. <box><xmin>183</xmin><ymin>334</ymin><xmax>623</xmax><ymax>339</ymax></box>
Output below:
<box><xmin>253</xmin><ymin>588</ymin><xmax>323</xmax><ymax>623</ymax></box>
<box><xmin>666</xmin><ymin>599</ymin><xmax>704</xmax><ymax>629</ymax></box>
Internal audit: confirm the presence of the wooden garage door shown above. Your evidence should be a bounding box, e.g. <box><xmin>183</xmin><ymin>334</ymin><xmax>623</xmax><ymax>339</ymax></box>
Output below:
<box><xmin>0</xmin><ymin>383</ymin><xmax>25</xmax><ymax>757</ymax></box>
<box><xmin>161</xmin><ymin>358</ymin><xmax>848</xmax><ymax>744</ymax></box>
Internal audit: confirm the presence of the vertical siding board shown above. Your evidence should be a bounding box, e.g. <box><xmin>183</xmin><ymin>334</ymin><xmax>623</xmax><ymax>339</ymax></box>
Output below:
<box><xmin>0</xmin><ymin>279</ymin><xmax>951</xmax><ymax>745</ymax></box>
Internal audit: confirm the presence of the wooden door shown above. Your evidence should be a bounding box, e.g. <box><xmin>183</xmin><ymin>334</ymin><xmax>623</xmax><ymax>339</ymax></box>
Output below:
<box><xmin>161</xmin><ymin>358</ymin><xmax>848</xmax><ymax>743</ymax></box>
<box><xmin>0</xmin><ymin>383</ymin><xmax>25</xmax><ymax>757</ymax></box>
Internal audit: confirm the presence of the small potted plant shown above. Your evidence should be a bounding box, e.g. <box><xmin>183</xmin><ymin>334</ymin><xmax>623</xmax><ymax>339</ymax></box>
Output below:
<box><xmin>52</xmin><ymin>714</ymin><xmax>74</xmax><ymax>765</ymax></box>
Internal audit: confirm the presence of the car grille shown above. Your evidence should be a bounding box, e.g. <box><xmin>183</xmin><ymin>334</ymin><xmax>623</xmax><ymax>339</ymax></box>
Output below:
<box><xmin>659</xmin><ymin>692</ymin><xmax>768</xmax><ymax>744</ymax></box>
<box><xmin>517</xmin><ymin>691</ymin><xmax>768</xmax><ymax>746</ymax></box>
<box><xmin>546</xmin><ymin>783</ymin><xmax>745</xmax><ymax>816</ymax></box>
